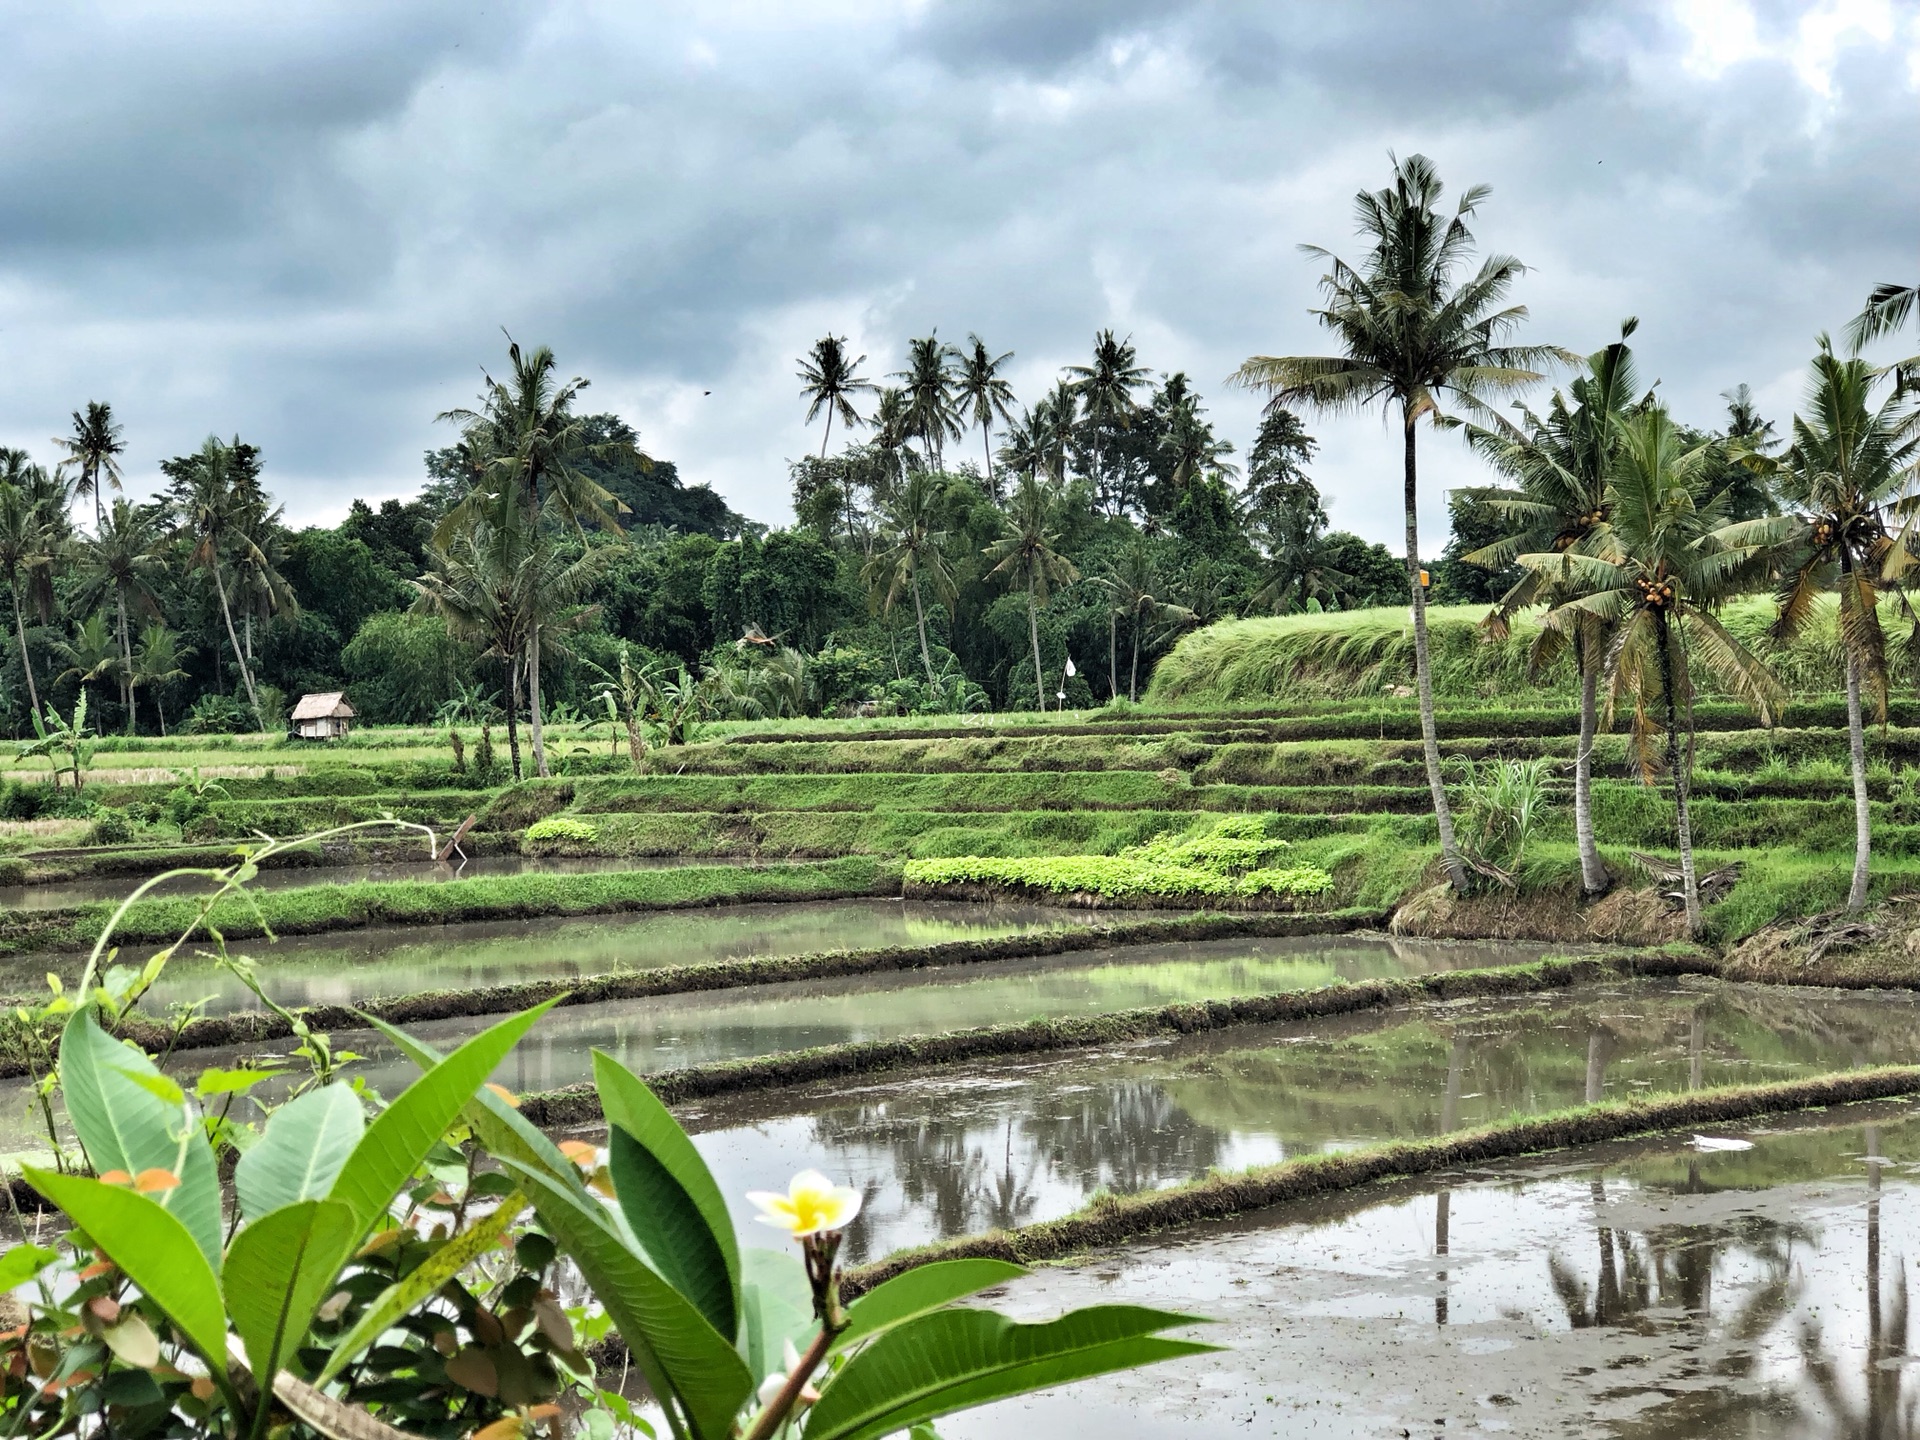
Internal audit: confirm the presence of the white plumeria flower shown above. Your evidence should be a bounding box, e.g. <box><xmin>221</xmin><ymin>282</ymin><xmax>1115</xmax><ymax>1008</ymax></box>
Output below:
<box><xmin>746</xmin><ymin>1169</ymin><xmax>862</xmax><ymax>1237</ymax></box>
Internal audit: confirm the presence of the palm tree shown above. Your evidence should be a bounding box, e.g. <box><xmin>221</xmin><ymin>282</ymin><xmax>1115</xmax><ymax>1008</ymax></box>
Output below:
<box><xmin>1095</xmin><ymin>538</ymin><xmax>1195</xmax><ymax>701</ymax></box>
<box><xmin>955</xmin><ymin>335</ymin><xmax>1017</xmax><ymax>491</ymax></box>
<box><xmin>172</xmin><ymin>436</ymin><xmax>269</xmax><ymax>727</ymax></box>
<box><xmin>1157</xmin><ymin>389</ymin><xmax>1238</xmax><ymax>497</ymax></box>
<box><xmin>1762</xmin><ymin>341</ymin><xmax>1920</xmax><ymax>913</ymax></box>
<box><xmin>439</xmin><ymin>337</ymin><xmax>641</xmax><ymax>775</ymax></box>
<box><xmin>1523</xmin><ymin>407</ymin><xmax>1782</xmax><ymax>935</ymax></box>
<box><xmin>862</xmin><ymin>471</ymin><xmax>958</xmax><ymax>684</ymax></box>
<box><xmin>1249</xmin><ymin>491</ymin><xmax>1352</xmax><ymax>615</ymax></box>
<box><xmin>56</xmin><ymin>613</ymin><xmax>121</xmax><ymax>716</ymax></box>
<box><xmin>52</xmin><ymin>401</ymin><xmax>125</xmax><ymax>534</ymax></box>
<box><xmin>894</xmin><ymin>334</ymin><xmax>961</xmax><ymax>467</ymax></box>
<box><xmin>1849</xmin><ymin>281</ymin><xmax>1920</xmax><ymax>383</ymax></box>
<box><xmin>984</xmin><ymin>472</ymin><xmax>1080</xmax><ymax>713</ymax></box>
<box><xmin>437</xmin><ymin>337</ymin><xmax>638</xmax><ymax>540</ymax></box>
<box><xmin>797</xmin><ymin>335</ymin><xmax>876</xmax><ymax>458</ymax></box>
<box><xmin>1459</xmin><ymin>320</ymin><xmax>1647</xmax><ymax>896</ymax></box>
<box><xmin>130</xmin><ymin>622</ymin><xmax>189</xmax><ymax>737</ymax></box>
<box><xmin>1065</xmin><ymin>331</ymin><xmax>1149</xmax><ymax>511</ymax></box>
<box><xmin>72</xmin><ymin>499</ymin><xmax>165</xmax><ymax>732</ymax></box>
<box><xmin>230</xmin><ymin>500</ymin><xmax>297</xmax><ymax>673</ymax></box>
<box><xmin>1230</xmin><ymin>153</ymin><xmax>1565</xmax><ymax>894</ymax></box>
<box><xmin>0</xmin><ymin>479</ymin><xmax>56</xmax><ymax>718</ymax></box>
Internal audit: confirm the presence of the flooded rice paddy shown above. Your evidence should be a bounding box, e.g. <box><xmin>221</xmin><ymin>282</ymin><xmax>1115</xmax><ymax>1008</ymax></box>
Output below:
<box><xmin>939</xmin><ymin>1101</ymin><xmax>1920</xmax><ymax>1440</ymax></box>
<box><xmin>0</xmin><ymin>853</ymin><xmax>734</xmax><ymax>912</ymax></box>
<box><xmin>3</xmin><ymin>897</ymin><xmax>1118</xmax><ymax>1012</ymax></box>
<box><xmin>668</xmin><ymin>976</ymin><xmax>1920</xmax><ymax>1259</ymax></box>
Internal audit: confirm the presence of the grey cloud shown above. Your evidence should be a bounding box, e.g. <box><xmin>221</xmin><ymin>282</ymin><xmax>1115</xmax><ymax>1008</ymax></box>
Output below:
<box><xmin>0</xmin><ymin>0</ymin><xmax>1914</xmax><ymax>536</ymax></box>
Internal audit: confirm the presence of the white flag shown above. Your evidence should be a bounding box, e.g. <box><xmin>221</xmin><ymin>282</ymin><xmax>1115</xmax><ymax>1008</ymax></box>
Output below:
<box><xmin>1064</xmin><ymin>657</ymin><xmax>1077</xmax><ymax>677</ymax></box>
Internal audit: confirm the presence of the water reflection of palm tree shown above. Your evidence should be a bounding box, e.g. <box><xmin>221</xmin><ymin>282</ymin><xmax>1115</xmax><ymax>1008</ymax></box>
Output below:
<box><xmin>1434</xmin><ymin>1032</ymin><xmax>1468</xmax><ymax>1325</ymax></box>
<box><xmin>1791</xmin><ymin>1125</ymin><xmax>1918</xmax><ymax>1439</ymax></box>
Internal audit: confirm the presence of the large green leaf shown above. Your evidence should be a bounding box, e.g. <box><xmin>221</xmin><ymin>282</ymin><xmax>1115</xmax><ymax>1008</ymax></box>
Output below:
<box><xmin>223</xmin><ymin>1199</ymin><xmax>358</xmax><ymax>1385</ymax></box>
<box><xmin>233</xmin><ymin>1084</ymin><xmax>364</xmax><ymax>1221</ymax></box>
<box><xmin>607</xmin><ymin>1128</ymin><xmax>736</xmax><ymax>1342</ymax></box>
<box><xmin>594</xmin><ymin>1051</ymin><xmax>740</xmax><ymax>1321</ymax></box>
<box><xmin>59</xmin><ymin>1010</ymin><xmax>222</xmax><ymax>1263</ymax></box>
<box><xmin>329</xmin><ymin>1000</ymin><xmax>557</xmax><ymax>1234</ymax></box>
<box><xmin>24</xmin><ymin>1167</ymin><xmax>228</xmax><ymax>1376</ymax></box>
<box><xmin>362</xmin><ymin>1016</ymin><xmax>581</xmax><ymax>1193</ymax></box>
<box><xmin>835</xmin><ymin>1259</ymin><xmax>1029</xmax><ymax>1351</ymax></box>
<box><xmin>802</xmin><ymin>1305</ymin><xmax>1215</xmax><ymax>1440</ymax></box>
<box><xmin>316</xmin><ymin>1190</ymin><xmax>527</xmax><ymax>1385</ymax></box>
<box><xmin>499</xmin><ymin>1158</ymin><xmax>752</xmax><ymax>1440</ymax></box>
<box><xmin>739</xmin><ymin>1248</ymin><xmax>815</xmax><ymax>1385</ymax></box>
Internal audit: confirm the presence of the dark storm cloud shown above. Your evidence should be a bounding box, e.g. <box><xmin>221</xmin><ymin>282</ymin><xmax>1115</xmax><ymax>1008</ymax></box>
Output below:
<box><xmin>0</xmin><ymin>0</ymin><xmax>1913</xmax><ymax>535</ymax></box>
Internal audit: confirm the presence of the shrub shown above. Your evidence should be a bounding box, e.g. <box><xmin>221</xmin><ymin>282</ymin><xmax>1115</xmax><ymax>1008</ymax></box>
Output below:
<box><xmin>181</xmin><ymin>692</ymin><xmax>252</xmax><ymax>734</ymax></box>
<box><xmin>523</xmin><ymin>815</ymin><xmax>600</xmax><ymax>853</ymax></box>
<box><xmin>87</xmin><ymin>806</ymin><xmax>135</xmax><ymax>846</ymax></box>
<box><xmin>0</xmin><ymin>780</ymin><xmax>47</xmax><ymax>822</ymax></box>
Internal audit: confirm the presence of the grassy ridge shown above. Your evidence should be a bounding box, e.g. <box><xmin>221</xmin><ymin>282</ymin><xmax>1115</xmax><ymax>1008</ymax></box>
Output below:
<box><xmin>1147</xmin><ymin>595</ymin><xmax>1887</xmax><ymax>707</ymax></box>
<box><xmin>0</xmin><ymin>856</ymin><xmax>901</xmax><ymax>954</ymax></box>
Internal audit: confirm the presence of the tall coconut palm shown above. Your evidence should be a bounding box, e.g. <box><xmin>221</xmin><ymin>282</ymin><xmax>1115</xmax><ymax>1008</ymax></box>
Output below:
<box><xmin>1095</xmin><ymin>537</ymin><xmax>1196</xmax><ymax>701</ymax></box>
<box><xmin>72</xmin><ymin>499</ymin><xmax>165</xmax><ymax>732</ymax></box>
<box><xmin>955</xmin><ymin>335</ymin><xmax>1017</xmax><ymax>492</ymax></box>
<box><xmin>437</xmin><ymin>338</ymin><xmax>636</xmax><ymax>541</ymax></box>
<box><xmin>1459</xmin><ymin>320</ymin><xmax>1648</xmax><ymax>896</ymax></box>
<box><xmin>862</xmin><ymin>471</ymin><xmax>957</xmax><ymax>684</ymax></box>
<box><xmin>1522</xmin><ymin>407</ymin><xmax>1782</xmax><ymax>936</ymax></box>
<box><xmin>231</xmin><ymin>500</ymin><xmax>298</xmax><ymax>671</ymax></box>
<box><xmin>1849</xmin><ymin>281</ymin><xmax>1920</xmax><ymax>384</ymax></box>
<box><xmin>1157</xmin><ymin>389</ymin><xmax>1238</xmax><ymax>497</ymax></box>
<box><xmin>797</xmin><ymin>335</ymin><xmax>876</xmax><ymax>458</ymax></box>
<box><xmin>439</xmin><ymin>338</ymin><xmax>640</xmax><ymax>775</ymax></box>
<box><xmin>1065</xmin><ymin>331</ymin><xmax>1149</xmax><ymax>512</ymax></box>
<box><xmin>894</xmin><ymin>334</ymin><xmax>961</xmax><ymax>467</ymax></box>
<box><xmin>171</xmin><ymin>436</ymin><xmax>269</xmax><ymax>727</ymax></box>
<box><xmin>52</xmin><ymin>401</ymin><xmax>125</xmax><ymax>534</ymax></box>
<box><xmin>1762</xmin><ymin>341</ymin><xmax>1920</xmax><ymax>913</ymax></box>
<box><xmin>1230</xmin><ymin>153</ymin><xmax>1566</xmax><ymax>894</ymax></box>
<box><xmin>0</xmin><ymin>480</ymin><xmax>56</xmax><ymax>718</ymax></box>
<box><xmin>984</xmin><ymin>472</ymin><xmax>1080</xmax><ymax>713</ymax></box>
<box><xmin>130</xmin><ymin>622</ymin><xmax>189</xmax><ymax>737</ymax></box>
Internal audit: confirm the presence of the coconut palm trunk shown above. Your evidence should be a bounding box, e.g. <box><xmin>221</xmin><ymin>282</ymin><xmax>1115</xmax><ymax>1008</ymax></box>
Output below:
<box><xmin>1846</xmin><ymin>647</ymin><xmax>1872</xmax><ymax>913</ymax></box>
<box><xmin>1027</xmin><ymin>585</ymin><xmax>1046</xmax><ymax>715</ymax></box>
<box><xmin>11</xmin><ymin>582</ymin><xmax>40</xmax><ymax>719</ymax></box>
<box><xmin>115</xmin><ymin>595</ymin><xmax>135</xmax><ymax>734</ymax></box>
<box><xmin>210</xmin><ymin>563</ymin><xmax>263</xmax><ymax>728</ymax></box>
<box><xmin>1573</xmin><ymin>631</ymin><xmax>1606</xmax><ymax>896</ymax></box>
<box><xmin>1656</xmin><ymin>616</ymin><xmax>1701</xmax><ymax>936</ymax></box>
<box><xmin>1404</xmin><ymin>410</ymin><xmax>1469</xmax><ymax>892</ymax></box>
<box><xmin>1129</xmin><ymin>608</ymin><xmax>1144</xmax><ymax>702</ymax></box>
<box><xmin>527</xmin><ymin>632</ymin><xmax>550</xmax><ymax>778</ymax></box>
<box><xmin>505</xmin><ymin>665</ymin><xmax>525</xmax><ymax>781</ymax></box>
<box><xmin>910</xmin><ymin>575</ymin><xmax>937</xmax><ymax>685</ymax></box>
<box><xmin>1108</xmin><ymin>614</ymin><xmax>1118</xmax><ymax>700</ymax></box>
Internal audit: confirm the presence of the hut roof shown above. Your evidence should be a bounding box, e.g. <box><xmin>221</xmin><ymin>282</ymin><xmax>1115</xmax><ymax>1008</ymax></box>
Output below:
<box><xmin>291</xmin><ymin>691</ymin><xmax>355</xmax><ymax>722</ymax></box>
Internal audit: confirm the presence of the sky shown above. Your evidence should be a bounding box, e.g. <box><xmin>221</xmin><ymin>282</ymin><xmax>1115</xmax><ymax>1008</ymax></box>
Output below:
<box><xmin>1</xmin><ymin>0</ymin><xmax>1916</xmax><ymax>547</ymax></box>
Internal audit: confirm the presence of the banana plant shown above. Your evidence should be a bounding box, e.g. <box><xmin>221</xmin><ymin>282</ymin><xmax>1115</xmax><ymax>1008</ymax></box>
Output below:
<box><xmin>377</xmin><ymin>1024</ymin><xmax>1216</xmax><ymax>1440</ymax></box>
<box><xmin>22</xmin><ymin>998</ymin><xmax>560</xmax><ymax>1439</ymax></box>
<box><xmin>18</xmin><ymin>691</ymin><xmax>90</xmax><ymax>790</ymax></box>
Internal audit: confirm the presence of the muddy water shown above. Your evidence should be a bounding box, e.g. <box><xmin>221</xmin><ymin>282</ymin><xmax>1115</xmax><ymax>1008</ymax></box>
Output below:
<box><xmin>0</xmin><ymin>854</ymin><xmax>719</xmax><ymax>912</ymax></box>
<box><xmin>939</xmin><ymin>1101</ymin><xmax>1920</xmax><ymax>1440</ymax></box>
<box><xmin>665</xmin><ymin>976</ymin><xmax>1920</xmax><ymax>1260</ymax></box>
<box><xmin>3</xmin><ymin>897</ymin><xmax>1117</xmax><ymax>1013</ymax></box>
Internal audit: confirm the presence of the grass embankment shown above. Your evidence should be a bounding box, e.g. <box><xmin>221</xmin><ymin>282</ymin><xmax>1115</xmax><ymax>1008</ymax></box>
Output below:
<box><xmin>1147</xmin><ymin>594</ymin><xmax>1900</xmax><ymax>708</ymax></box>
<box><xmin>0</xmin><ymin>856</ymin><xmax>900</xmax><ymax>955</ymax></box>
<box><xmin>510</xmin><ymin>949</ymin><xmax>1709</xmax><ymax>1128</ymax></box>
<box><xmin>16</xmin><ymin>910</ymin><xmax>1390</xmax><ymax>1075</ymax></box>
<box><xmin>846</xmin><ymin>1069</ymin><xmax>1920</xmax><ymax>1289</ymax></box>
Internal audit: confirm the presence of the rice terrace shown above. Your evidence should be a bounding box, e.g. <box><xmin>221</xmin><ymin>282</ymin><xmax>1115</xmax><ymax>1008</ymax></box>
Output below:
<box><xmin>3</xmin><ymin>7</ymin><xmax>1920</xmax><ymax>1438</ymax></box>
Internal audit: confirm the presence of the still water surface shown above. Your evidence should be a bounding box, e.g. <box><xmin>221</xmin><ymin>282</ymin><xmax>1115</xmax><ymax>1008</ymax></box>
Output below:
<box><xmin>667</xmin><ymin>976</ymin><xmax>1920</xmax><ymax>1259</ymax></box>
<box><xmin>940</xmin><ymin>1103</ymin><xmax>1920</xmax><ymax>1439</ymax></box>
